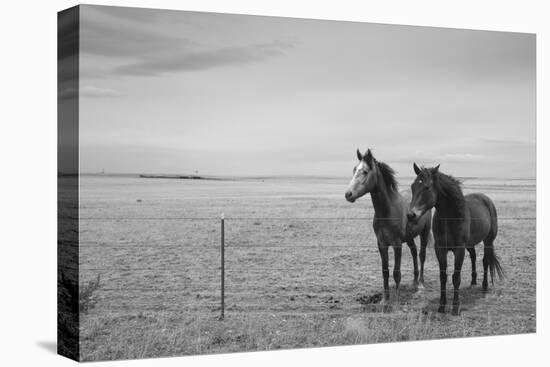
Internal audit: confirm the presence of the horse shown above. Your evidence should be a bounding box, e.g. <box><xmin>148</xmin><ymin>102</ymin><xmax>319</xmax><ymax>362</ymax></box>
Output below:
<box><xmin>407</xmin><ymin>163</ymin><xmax>504</xmax><ymax>315</ymax></box>
<box><xmin>345</xmin><ymin>149</ymin><xmax>433</xmax><ymax>305</ymax></box>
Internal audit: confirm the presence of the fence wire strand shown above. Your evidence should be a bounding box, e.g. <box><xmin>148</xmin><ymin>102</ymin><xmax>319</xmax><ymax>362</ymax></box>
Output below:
<box><xmin>61</xmin><ymin>214</ymin><xmax>536</xmax><ymax>318</ymax></box>
<box><xmin>62</xmin><ymin>216</ymin><xmax>535</xmax><ymax>221</ymax></box>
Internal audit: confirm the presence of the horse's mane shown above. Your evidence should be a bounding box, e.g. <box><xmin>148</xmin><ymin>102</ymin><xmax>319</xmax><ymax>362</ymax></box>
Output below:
<box><xmin>376</xmin><ymin>161</ymin><xmax>399</xmax><ymax>192</ymax></box>
<box><xmin>432</xmin><ymin>170</ymin><xmax>465</xmax><ymax>216</ymax></box>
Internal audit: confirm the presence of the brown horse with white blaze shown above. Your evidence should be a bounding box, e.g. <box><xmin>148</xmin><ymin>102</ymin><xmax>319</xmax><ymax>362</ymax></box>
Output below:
<box><xmin>345</xmin><ymin>149</ymin><xmax>432</xmax><ymax>305</ymax></box>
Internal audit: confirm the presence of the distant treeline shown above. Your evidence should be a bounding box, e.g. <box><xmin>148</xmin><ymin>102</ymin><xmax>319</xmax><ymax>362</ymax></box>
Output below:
<box><xmin>139</xmin><ymin>174</ymin><xmax>231</xmax><ymax>181</ymax></box>
<box><xmin>139</xmin><ymin>174</ymin><xmax>203</xmax><ymax>180</ymax></box>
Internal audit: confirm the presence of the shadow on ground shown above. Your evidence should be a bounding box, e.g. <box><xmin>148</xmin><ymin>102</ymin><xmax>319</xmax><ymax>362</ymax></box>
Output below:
<box><xmin>424</xmin><ymin>284</ymin><xmax>491</xmax><ymax>313</ymax></box>
<box><xmin>356</xmin><ymin>280</ymin><xmax>493</xmax><ymax>315</ymax></box>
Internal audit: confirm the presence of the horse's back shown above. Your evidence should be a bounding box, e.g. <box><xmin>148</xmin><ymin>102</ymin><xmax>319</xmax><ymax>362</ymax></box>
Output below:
<box><xmin>465</xmin><ymin>193</ymin><xmax>498</xmax><ymax>246</ymax></box>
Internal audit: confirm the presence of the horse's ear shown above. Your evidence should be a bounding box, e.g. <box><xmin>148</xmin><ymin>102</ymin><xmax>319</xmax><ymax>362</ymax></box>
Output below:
<box><xmin>413</xmin><ymin>162</ymin><xmax>421</xmax><ymax>175</ymax></box>
<box><xmin>356</xmin><ymin>148</ymin><xmax>362</xmax><ymax>161</ymax></box>
<box><xmin>365</xmin><ymin>149</ymin><xmax>374</xmax><ymax>168</ymax></box>
<box><xmin>433</xmin><ymin>164</ymin><xmax>440</xmax><ymax>174</ymax></box>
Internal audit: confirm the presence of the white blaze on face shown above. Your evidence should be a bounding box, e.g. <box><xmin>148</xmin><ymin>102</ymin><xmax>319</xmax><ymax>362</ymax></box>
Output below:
<box><xmin>348</xmin><ymin>160</ymin><xmax>367</xmax><ymax>191</ymax></box>
<box><xmin>346</xmin><ymin>159</ymin><xmax>374</xmax><ymax>202</ymax></box>
<box><xmin>353</xmin><ymin>161</ymin><xmax>366</xmax><ymax>180</ymax></box>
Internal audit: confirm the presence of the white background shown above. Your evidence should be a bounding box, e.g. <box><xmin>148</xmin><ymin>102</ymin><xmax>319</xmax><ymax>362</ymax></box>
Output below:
<box><xmin>0</xmin><ymin>0</ymin><xmax>546</xmax><ymax>366</ymax></box>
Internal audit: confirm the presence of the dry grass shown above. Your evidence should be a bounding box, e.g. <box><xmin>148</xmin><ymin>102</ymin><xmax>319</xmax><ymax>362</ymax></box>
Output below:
<box><xmin>75</xmin><ymin>176</ymin><xmax>536</xmax><ymax>361</ymax></box>
<box><xmin>79</xmin><ymin>308</ymin><xmax>534</xmax><ymax>361</ymax></box>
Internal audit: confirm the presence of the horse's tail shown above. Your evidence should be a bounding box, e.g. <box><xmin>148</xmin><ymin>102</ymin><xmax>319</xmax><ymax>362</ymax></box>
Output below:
<box><xmin>483</xmin><ymin>195</ymin><xmax>504</xmax><ymax>284</ymax></box>
<box><xmin>486</xmin><ymin>245</ymin><xmax>504</xmax><ymax>285</ymax></box>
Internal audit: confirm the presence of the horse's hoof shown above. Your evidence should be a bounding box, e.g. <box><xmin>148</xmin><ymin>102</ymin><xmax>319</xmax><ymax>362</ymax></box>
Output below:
<box><xmin>378</xmin><ymin>297</ymin><xmax>391</xmax><ymax>312</ymax></box>
<box><xmin>417</xmin><ymin>283</ymin><xmax>425</xmax><ymax>291</ymax></box>
<box><xmin>482</xmin><ymin>281</ymin><xmax>488</xmax><ymax>292</ymax></box>
<box><xmin>451</xmin><ymin>306</ymin><xmax>460</xmax><ymax>316</ymax></box>
<box><xmin>438</xmin><ymin>305</ymin><xmax>446</xmax><ymax>313</ymax></box>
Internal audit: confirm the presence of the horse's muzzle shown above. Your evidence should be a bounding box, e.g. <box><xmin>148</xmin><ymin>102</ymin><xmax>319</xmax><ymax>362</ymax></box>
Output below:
<box><xmin>345</xmin><ymin>191</ymin><xmax>355</xmax><ymax>203</ymax></box>
<box><xmin>407</xmin><ymin>207</ymin><xmax>421</xmax><ymax>221</ymax></box>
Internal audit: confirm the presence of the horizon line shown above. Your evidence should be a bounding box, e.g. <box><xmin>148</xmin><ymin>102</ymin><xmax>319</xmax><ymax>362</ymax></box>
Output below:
<box><xmin>75</xmin><ymin>172</ymin><xmax>536</xmax><ymax>180</ymax></box>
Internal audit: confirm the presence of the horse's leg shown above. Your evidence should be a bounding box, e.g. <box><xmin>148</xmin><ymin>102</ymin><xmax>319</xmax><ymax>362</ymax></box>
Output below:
<box><xmin>467</xmin><ymin>246</ymin><xmax>477</xmax><ymax>286</ymax></box>
<box><xmin>393</xmin><ymin>244</ymin><xmax>402</xmax><ymax>301</ymax></box>
<box><xmin>406</xmin><ymin>239</ymin><xmax>419</xmax><ymax>288</ymax></box>
<box><xmin>419</xmin><ymin>230</ymin><xmax>429</xmax><ymax>288</ymax></box>
<box><xmin>435</xmin><ymin>244</ymin><xmax>447</xmax><ymax>313</ymax></box>
<box><xmin>452</xmin><ymin>246</ymin><xmax>465</xmax><ymax>315</ymax></box>
<box><xmin>378</xmin><ymin>241</ymin><xmax>390</xmax><ymax>305</ymax></box>
<box><xmin>482</xmin><ymin>239</ymin><xmax>493</xmax><ymax>291</ymax></box>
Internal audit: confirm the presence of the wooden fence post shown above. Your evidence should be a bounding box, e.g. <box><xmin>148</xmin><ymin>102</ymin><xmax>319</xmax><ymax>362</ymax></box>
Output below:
<box><xmin>219</xmin><ymin>213</ymin><xmax>225</xmax><ymax>320</ymax></box>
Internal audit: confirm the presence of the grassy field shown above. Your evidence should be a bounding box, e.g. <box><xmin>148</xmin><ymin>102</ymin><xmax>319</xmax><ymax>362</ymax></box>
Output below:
<box><xmin>71</xmin><ymin>175</ymin><xmax>535</xmax><ymax>361</ymax></box>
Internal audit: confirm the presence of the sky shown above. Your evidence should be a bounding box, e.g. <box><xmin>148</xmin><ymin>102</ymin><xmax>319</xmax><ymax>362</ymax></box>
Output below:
<box><xmin>71</xmin><ymin>5</ymin><xmax>535</xmax><ymax>178</ymax></box>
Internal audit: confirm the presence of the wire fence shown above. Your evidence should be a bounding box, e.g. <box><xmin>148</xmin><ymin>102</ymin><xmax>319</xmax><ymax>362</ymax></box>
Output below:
<box><xmin>59</xmin><ymin>214</ymin><xmax>537</xmax><ymax>318</ymax></box>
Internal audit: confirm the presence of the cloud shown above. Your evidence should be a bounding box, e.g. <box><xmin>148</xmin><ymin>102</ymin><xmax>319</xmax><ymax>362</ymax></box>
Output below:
<box><xmin>88</xmin><ymin>4</ymin><xmax>205</xmax><ymax>27</ymax></box>
<box><xmin>392</xmin><ymin>151</ymin><xmax>487</xmax><ymax>165</ymax></box>
<box><xmin>80</xmin><ymin>5</ymin><xmax>196</xmax><ymax>59</ymax></box>
<box><xmin>481</xmin><ymin>137</ymin><xmax>535</xmax><ymax>146</ymax></box>
<box><xmin>114</xmin><ymin>42</ymin><xmax>289</xmax><ymax>76</ymax></box>
<box><xmin>79</xmin><ymin>6</ymin><xmax>291</xmax><ymax>78</ymax></box>
<box><xmin>441</xmin><ymin>153</ymin><xmax>486</xmax><ymax>162</ymax></box>
<box><xmin>88</xmin><ymin>5</ymin><xmax>171</xmax><ymax>23</ymax></box>
<box><xmin>80</xmin><ymin>86</ymin><xmax>121</xmax><ymax>98</ymax></box>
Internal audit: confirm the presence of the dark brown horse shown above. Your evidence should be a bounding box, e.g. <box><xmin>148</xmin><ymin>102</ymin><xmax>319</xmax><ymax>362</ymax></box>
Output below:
<box><xmin>407</xmin><ymin>164</ymin><xmax>503</xmax><ymax>315</ymax></box>
<box><xmin>345</xmin><ymin>149</ymin><xmax>432</xmax><ymax>305</ymax></box>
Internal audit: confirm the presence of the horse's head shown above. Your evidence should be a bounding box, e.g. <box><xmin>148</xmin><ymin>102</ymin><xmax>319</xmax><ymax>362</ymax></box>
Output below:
<box><xmin>408</xmin><ymin>163</ymin><xmax>440</xmax><ymax>221</ymax></box>
<box><xmin>345</xmin><ymin>148</ymin><xmax>379</xmax><ymax>203</ymax></box>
